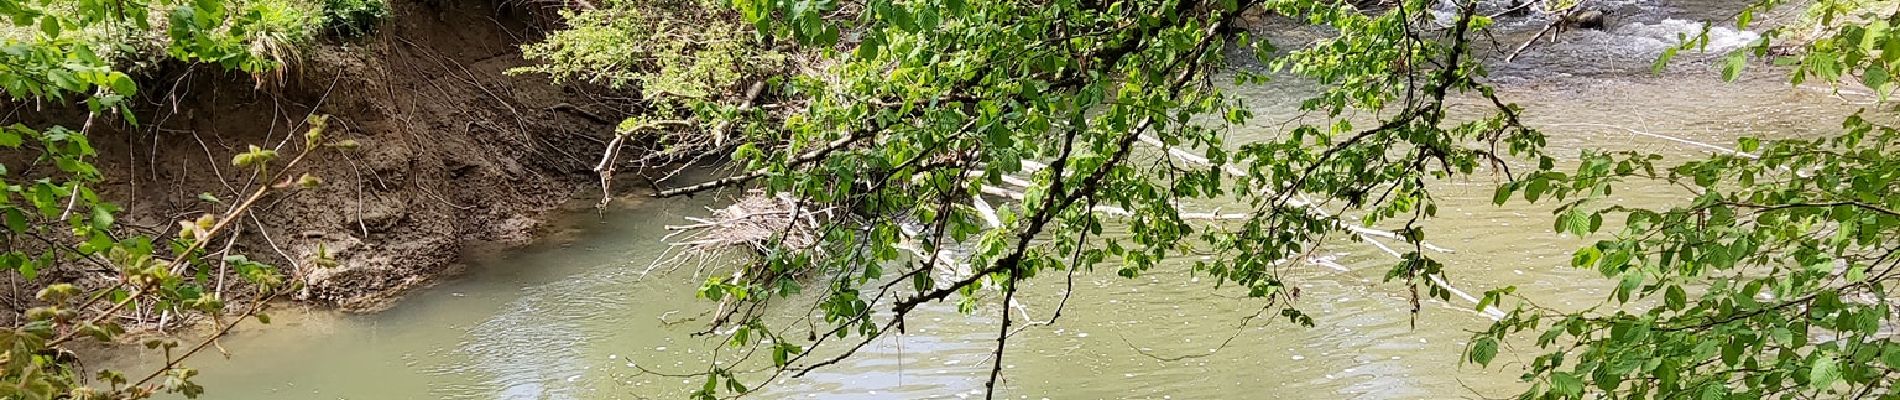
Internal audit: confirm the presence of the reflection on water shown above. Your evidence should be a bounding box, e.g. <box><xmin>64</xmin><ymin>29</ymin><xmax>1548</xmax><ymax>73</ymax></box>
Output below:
<box><xmin>121</xmin><ymin>2</ymin><xmax>1878</xmax><ymax>398</ymax></box>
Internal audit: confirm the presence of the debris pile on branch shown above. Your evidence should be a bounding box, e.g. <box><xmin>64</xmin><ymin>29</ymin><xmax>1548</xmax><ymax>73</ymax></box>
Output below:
<box><xmin>651</xmin><ymin>191</ymin><xmax>827</xmax><ymax>275</ymax></box>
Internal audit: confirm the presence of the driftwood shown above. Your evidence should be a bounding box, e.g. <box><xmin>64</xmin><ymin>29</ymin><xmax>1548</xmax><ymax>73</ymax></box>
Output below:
<box><xmin>649</xmin><ymin>191</ymin><xmax>826</xmax><ymax>277</ymax></box>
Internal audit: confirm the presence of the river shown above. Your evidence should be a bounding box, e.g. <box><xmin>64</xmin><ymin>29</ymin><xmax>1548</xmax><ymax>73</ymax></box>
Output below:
<box><xmin>111</xmin><ymin>2</ymin><xmax>1880</xmax><ymax>398</ymax></box>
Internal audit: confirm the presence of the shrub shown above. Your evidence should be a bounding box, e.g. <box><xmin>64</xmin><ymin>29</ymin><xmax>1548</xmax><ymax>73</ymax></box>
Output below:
<box><xmin>321</xmin><ymin>0</ymin><xmax>389</xmax><ymax>38</ymax></box>
<box><xmin>512</xmin><ymin>0</ymin><xmax>779</xmax><ymax>101</ymax></box>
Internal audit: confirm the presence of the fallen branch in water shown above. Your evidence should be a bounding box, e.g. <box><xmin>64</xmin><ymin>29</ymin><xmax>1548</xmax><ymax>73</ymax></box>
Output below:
<box><xmin>1128</xmin><ymin>136</ymin><xmax>1496</xmax><ymax>319</ymax></box>
<box><xmin>592</xmin><ymin>119</ymin><xmax>694</xmax><ymax>209</ymax></box>
<box><xmin>1502</xmin><ymin>19</ymin><xmax>1560</xmax><ymax>64</ymax></box>
<box><xmin>1545</xmin><ymin>122</ymin><xmax>1755</xmax><ymax>158</ymax></box>
<box><xmin>1133</xmin><ymin>134</ymin><xmax>1455</xmax><ymax>253</ymax></box>
<box><xmin>651</xmin><ymin>191</ymin><xmax>827</xmax><ymax>276</ymax></box>
<box><xmin>1362</xmin><ymin>234</ymin><xmax>1507</xmax><ymax>319</ymax></box>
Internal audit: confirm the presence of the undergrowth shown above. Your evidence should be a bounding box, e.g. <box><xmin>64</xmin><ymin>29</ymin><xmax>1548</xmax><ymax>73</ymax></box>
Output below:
<box><xmin>321</xmin><ymin>0</ymin><xmax>389</xmax><ymax>38</ymax></box>
<box><xmin>511</xmin><ymin>0</ymin><xmax>782</xmax><ymax>101</ymax></box>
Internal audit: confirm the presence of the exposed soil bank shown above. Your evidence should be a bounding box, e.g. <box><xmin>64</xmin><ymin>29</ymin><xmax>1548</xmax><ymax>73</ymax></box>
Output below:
<box><xmin>14</xmin><ymin>0</ymin><xmax>624</xmax><ymax>312</ymax></box>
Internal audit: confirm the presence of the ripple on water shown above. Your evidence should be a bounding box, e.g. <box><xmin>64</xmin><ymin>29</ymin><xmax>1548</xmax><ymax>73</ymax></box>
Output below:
<box><xmin>440</xmin><ymin>278</ymin><xmax>596</xmax><ymax>400</ymax></box>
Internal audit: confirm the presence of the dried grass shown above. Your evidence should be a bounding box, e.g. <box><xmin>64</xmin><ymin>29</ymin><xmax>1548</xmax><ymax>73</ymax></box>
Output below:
<box><xmin>646</xmin><ymin>191</ymin><xmax>828</xmax><ymax>277</ymax></box>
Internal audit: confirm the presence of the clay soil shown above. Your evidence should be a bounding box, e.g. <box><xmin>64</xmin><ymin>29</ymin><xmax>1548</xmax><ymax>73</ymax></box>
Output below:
<box><xmin>6</xmin><ymin>0</ymin><xmax>629</xmax><ymax>313</ymax></box>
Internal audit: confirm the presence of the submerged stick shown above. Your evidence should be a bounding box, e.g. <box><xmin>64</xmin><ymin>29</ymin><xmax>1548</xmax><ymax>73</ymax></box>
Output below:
<box><xmin>1133</xmin><ymin>134</ymin><xmax>1455</xmax><ymax>253</ymax></box>
<box><xmin>1362</xmin><ymin>236</ymin><xmax>1506</xmax><ymax>319</ymax></box>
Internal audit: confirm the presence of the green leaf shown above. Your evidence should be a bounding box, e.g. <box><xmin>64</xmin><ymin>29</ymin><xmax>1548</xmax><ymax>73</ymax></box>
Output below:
<box><xmin>854</xmin><ymin>31</ymin><xmax>883</xmax><ymax>60</ymax></box>
<box><xmin>1469</xmin><ymin>336</ymin><xmax>1499</xmax><ymax>366</ymax></box>
<box><xmin>3</xmin><ymin>209</ymin><xmax>25</xmax><ymax>233</ymax></box>
<box><xmin>231</xmin><ymin>145</ymin><xmax>278</xmax><ymax>168</ymax></box>
<box><xmin>1561</xmin><ymin>210</ymin><xmax>1591</xmax><ymax>235</ymax></box>
<box><xmin>1884</xmin><ymin>35</ymin><xmax>1900</xmax><ymax>64</ymax></box>
<box><xmin>106</xmin><ymin>73</ymin><xmax>136</xmax><ymax>96</ymax></box>
<box><xmin>725</xmin><ymin>376</ymin><xmax>749</xmax><ymax>393</ymax></box>
<box><xmin>1552</xmin><ymin>372</ymin><xmax>1584</xmax><ymax>397</ymax></box>
<box><xmin>1864</xmin><ymin>64</ymin><xmax>1890</xmax><ymax>100</ymax></box>
<box><xmin>0</xmin><ymin>127</ymin><xmax>21</xmax><ymax>147</ymax></box>
<box><xmin>1722</xmin><ymin>52</ymin><xmax>1746</xmax><ymax>81</ymax></box>
<box><xmin>90</xmin><ymin>206</ymin><xmax>113</xmax><ymax>230</ymax></box>
<box><xmin>1696</xmin><ymin>383</ymin><xmax>1727</xmax><ymax>400</ymax></box>
<box><xmin>39</xmin><ymin>15</ymin><xmax>59</xmax><ymax>38</ymax></box>
<box><xmin>814</xmin><ymin>25</ymin><xmax>839</xmax><ymax>46</ymax></box>
<box><xmin>1862</xmin><ymin>21</ymin><xmax>1887</xmax><ymax>51</ymax></box>
<box><xmin>1572</xmin><ymin>246</ymin><xmax>1602</xmax><ymax>268</ymax></box>
<box><xmin>876</xmin><ymin>1</ymin><xmax>914</xmax><ymax>31</ymax></box>
<box><xmin>1882</xmin><ymin>346</ymin><xmax>1900</xmax><ymax>369</ymax></box>
<box><xmin>1654</xmin><ymin>47</ymin><xmax>1680</xmax><ymax>74</ymax></box>
<box><xmin>1808</xmin><ymin>354</ymin><xmax>1839</xmax><ymax>389</ymax></box>
<box><xmin>193</xmin><ymin>0</ymin><xmax>225</xmax><ymax>20</ymax></box>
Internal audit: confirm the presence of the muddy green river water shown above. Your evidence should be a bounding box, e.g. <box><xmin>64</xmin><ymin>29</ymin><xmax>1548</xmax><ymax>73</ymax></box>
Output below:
<box><xmin>113</xmin><ymin>6</ymin><xmax>1884</xmax><ymax>399</ymax></box>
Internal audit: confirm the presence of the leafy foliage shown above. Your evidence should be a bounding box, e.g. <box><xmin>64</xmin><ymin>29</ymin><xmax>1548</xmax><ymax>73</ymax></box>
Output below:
<box><xmin>0</xmin><ymin>0</ymin><xmax>340</xmax><ymax>398</ymax></box>
<box><xmin>1469</xmin><ymin>1</ymin><xmax>1900</xmax><ymax>399</ymax></box>
<box><xmin>163</xmin><ymin>0</ymin><xmax>320</xmax><ymax>77</ymax></box>
<box><xmin>1668</xmin><ymin>0</ymin><xmax>1900</xmax><ymax>95</ymax></box>
<box><xmin>515</xmin><ymin>0</ymin><xmax>1551</xmax><ymax>395</ymax></box>
<box><xmin>1478</xmin><ymin>119</ymin><xmax>1900</xmax><ymax>398</ymax></box>
<box><xmin>1</xmin><ymin>0</ymin><xmax>321</xmax><ymax>90</ymax></box>
<box><xmin>320</xmin><ymin>0</ymin><xmax>388</xmax><ymax>38</ymax></box>
<box><xmin>512</xmin><ymin>0</ymin><xmax>781</xmax><ymax>100</ymax></box>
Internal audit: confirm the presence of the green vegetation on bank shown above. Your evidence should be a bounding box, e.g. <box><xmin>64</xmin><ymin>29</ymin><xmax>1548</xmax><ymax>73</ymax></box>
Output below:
<box><xmin>0</xmin><ymin>0</ymin><xmax>381</xmax><ymax>397</ymax></box>
<box><xmin>511</xmin><ymin>0</ymin><xmax>776</xmax><ymax>100</ymax></box>
<box><xmin>320</xmin><ymin>0</ymin><xmax>388</xmax><ymax>38</ymax></box>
